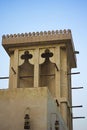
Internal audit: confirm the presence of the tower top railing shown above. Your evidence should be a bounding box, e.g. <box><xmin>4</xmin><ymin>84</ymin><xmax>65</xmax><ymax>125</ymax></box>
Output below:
<box><xmin>2</xmin><ymin>29</ymin><xmax>71</xmax><ymax>39</ymax></box>
<box><xmin>2</xmin><ymin>29</ymin><xmax>73</xmax><ymax>46</ymax></box>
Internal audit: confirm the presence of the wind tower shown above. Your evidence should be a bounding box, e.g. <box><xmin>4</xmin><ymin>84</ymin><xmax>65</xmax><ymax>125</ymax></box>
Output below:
<box><xmin>0</xmin><ymin>29</ymin><xmax>76</xmax><ymax>130</ymax></box>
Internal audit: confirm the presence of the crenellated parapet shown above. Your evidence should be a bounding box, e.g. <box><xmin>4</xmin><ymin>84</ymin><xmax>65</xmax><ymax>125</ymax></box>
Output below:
<box><xmin>2</xmin><ymin>29</ymin><xmax>71</xmax><ymax>39</ymax></box>
<box><xmin>2</xmin><ymin>29</ymin><xmax>74</xmax><ymax>53</ymax></box>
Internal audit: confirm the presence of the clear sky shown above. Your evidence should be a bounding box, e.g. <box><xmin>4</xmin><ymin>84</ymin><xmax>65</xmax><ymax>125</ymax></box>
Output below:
<box><xmin>0</xmin><ymin>0</ymin><xmax>87</xmax><ymax>130</ymax></box>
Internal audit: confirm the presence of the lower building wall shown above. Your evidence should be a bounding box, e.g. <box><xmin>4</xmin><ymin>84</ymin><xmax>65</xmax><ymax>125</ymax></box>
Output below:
<box><xmin>0</xmin><ymin>87</ymin><xmax>68</xmax><ymax>130</ymax></box>
<box><xmin>47</xmin><ymin>90</ymin><xmax>69</xmax><ymax>130</ymax></box>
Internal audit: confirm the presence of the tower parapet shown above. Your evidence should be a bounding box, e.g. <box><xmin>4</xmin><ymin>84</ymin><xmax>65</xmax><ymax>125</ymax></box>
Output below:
<box><xmin>2</xmin><ymin>29</ymin><xmax>71</xmax><ymax>39</ymax></box>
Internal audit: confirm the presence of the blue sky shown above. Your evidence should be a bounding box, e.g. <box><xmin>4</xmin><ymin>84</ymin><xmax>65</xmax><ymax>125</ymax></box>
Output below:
<box><xmin>0</xmin><ymin>0</ymin><xmax>87</xmax><ymax>130</ymax></box>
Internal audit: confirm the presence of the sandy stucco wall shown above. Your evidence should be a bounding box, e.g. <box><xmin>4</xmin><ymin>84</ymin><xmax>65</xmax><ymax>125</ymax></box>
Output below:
<box><xmin>0</xmin><ymin>87</ymin><xmax>47</xmax><ymax>130</ymax></box>
<box><xmin>0</xmin><ymin>87</ymin><xmax>68</xmax><ymax>130</ymax></box>
<box><xmin>47</xmin><ymin>91</ymin><xmax>69</xmax><ymax>130</ymax></box>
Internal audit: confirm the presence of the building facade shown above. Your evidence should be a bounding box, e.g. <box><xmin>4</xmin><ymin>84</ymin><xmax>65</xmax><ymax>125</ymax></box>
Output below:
<box><xmin>0</xmin><ymin>29</ymin><xmax>77</xmax><ymax>130</ymax></box>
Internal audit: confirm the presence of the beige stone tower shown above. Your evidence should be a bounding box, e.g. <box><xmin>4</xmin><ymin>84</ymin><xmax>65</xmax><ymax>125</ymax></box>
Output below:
<box><xmin>0</xmin><ymin>29</ymin><xmax>76</xmax><ymax>130</ymax></box>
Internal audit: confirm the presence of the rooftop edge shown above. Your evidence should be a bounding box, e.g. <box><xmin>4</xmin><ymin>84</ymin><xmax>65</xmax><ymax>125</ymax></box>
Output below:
<box><xmin>2</xmin><ymin>29</ymin><xmax>71</xmax><ymax>39</ymax></box>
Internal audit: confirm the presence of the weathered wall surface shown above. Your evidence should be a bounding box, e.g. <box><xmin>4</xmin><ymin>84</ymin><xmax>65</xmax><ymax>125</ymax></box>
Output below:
<box><xmin>0</xmin><ymin>87</ymin><xmax>47</xmax><ymax>130</ymax></box>
<box><xmin>0</xmin><ymin>87</ymin><xmax>68</xmax><ymax>130</ymax></box>
<box><xmin>47</xmin><ymin>90</ymin><xmax>69</xmax><ymax>130</ymax></box>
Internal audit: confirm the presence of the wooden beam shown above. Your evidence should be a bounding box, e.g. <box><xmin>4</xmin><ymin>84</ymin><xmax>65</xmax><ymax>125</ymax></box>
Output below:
<box><xmin>73</xmin><ymin>117</ymin><xmax>85</xmax><ymax>119</ymax></box>
<box><xmin>71</xmin><ymin>87</ymin><xmax>83</xmax><ymax>89</ymax></box>
<box><xmin>70</xmin><ymin>105</ymin><xmax>83</xmax><ymax>108</ymax></box>
<box><xmin>0</xmin><ymin>77</ymin><xmax>9</xmax><ymax>79</ymax></box>
<box><xmin>67</xmin><ymin>72</ymin><xmax>80</xmax><ymax>75</ymax></box>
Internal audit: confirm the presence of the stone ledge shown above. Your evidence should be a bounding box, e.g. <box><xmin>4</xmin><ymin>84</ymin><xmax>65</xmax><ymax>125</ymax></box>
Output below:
<box><xmin>0</xmin><ymin>87</ymin><xmax>50</xmax><ymax>98</ymax></box>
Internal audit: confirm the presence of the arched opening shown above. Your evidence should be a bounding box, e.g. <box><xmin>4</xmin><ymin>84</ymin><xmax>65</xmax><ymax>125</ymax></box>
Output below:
<box><xmin>18</xmin><ymin>51</ymin><xmax>34</xmax><ymax>88</ymax></box>
<box><xmin>39</xmin><ymin>49</ymin><xmax>55</xmax><ymax>96</ymax></box>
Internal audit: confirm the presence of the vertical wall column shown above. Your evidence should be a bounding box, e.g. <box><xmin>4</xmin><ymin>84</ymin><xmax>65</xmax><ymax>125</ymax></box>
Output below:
<box><xmin>60</xmin><ymin>46</ymin><xmax>68</xmax><ymax>125</ymax></box>
<box><xmin>55</xmin><ymin>46</ymin><xmax>60</xmax><ymax>99</ymax></box>
<box><xmin>12</xmin><ymin>49</ymin><xmax>19</xmax><ymax>88</ymax></box>
<box><xmin>34</xmin><ymin>49</ymin><xmax>39</xmax><ymax>87</ymax></box>
<box><xmin>9</xmin><ymin>52</ymin><xmax>14</xmax><ymax>88</ymax></box>
<box><xmin>60</xmin><ymin>102</ymin><xmax>68</xmax><ymax>125</ymax></box>
<box><xmin>60</xmin><ymin>46</ymin><xmax>68</xmax><ymax>98</ymax></box>
<box><xmin>9</xmin><ymin>49</ymin><xmax>19</xmax><ymax>88</ymax></box>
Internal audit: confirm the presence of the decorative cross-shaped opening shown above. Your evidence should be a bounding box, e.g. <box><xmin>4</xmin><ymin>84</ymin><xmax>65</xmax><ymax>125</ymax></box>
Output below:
<box><xmin>41</xmin><ymin>49</ymin><xmax>53</xmax><ymax>59</ymax></box>
<box><xmin>21</xmin><ymin>51</ymin><xmax>33</xmax><ymax>61</ymax></box>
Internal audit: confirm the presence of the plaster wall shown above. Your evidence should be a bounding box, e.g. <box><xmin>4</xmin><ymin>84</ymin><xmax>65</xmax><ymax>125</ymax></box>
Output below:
<box><xmin>47</xmin><ymin>92</ymin><xmax>69</xmax><ymax>130</ymax></box>
<box><xmin>0</xmin><ymin>87</ymin><xmax>68</xmax><ymax>130</ymax></box>
<box><xmin>0</xmin><ymin>87</ymin><xmax>47</xmax><ymax>130</ymax></box>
